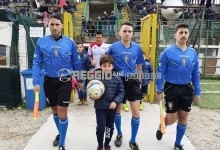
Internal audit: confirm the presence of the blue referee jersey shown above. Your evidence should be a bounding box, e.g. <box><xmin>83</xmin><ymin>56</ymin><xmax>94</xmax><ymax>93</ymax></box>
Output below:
<box><xmin>156</xmin><ymin>45</ymin><xmax>201</xmax><ymax>96</ymax></box>
<box><xmin>108</xmin><ymin>41</ymin><xmax>144</xmax><ymax>76</ymax></box>
<box><xmin>32</xmin><ymin>35</ymin><xmax>81</xmax><ymax>85</ymax></box>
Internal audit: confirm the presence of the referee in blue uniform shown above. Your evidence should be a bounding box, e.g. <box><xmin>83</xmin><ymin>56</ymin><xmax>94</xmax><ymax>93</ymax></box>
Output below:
<box><xmin>108</xmin><ymin>22</ymin><xmax>144</xmax><ymax>150</ymax></box>
<box><xmin>155</xmin><ymin>23</ymin><xmax>201</xmax><ymax>150</ymax></box>
<box><xmin>32</xmin><ymin>14</ymin><xmax>82</xmax><ymax>150</ymax></box>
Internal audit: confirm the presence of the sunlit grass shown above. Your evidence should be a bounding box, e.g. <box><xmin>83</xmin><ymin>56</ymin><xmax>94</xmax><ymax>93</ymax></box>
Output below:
<box><xmin>199</xmin><ymin>79</ymin><xmax>220</xmax><ymax>109</ymax></box>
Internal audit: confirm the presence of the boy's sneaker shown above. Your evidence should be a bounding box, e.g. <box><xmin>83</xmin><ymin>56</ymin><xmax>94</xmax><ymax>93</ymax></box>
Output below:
<box><xmin>114</xmin><ymin>135</ymin><xmax>123</xmax><ymax>147</ymax></box>
<box><xmin>104</xmin><ymin>145</ymin><xmax>111</xmax><ymax>150</ymax></box>
<box><xmin>122</xmin><ymin>104</ymin><xmax>129</xmax><ymax>112</ymax></box>
<box><xmin>78</xmin><ymin>99</ymin><xmax>83</xmax><ymax>106</ymax></box>
<box><xmin>174</xmin><ymin>144</ymin><xmax>184</xmax><ymax>150</ymax></box>
<box><xmin>156</xmin><ymin>129</ymin><xmax>163</xmax><ymax>140</ymax></box>
<box><xmin>97</xmin><ymin>147</ymin><xmax>103</xmax><ymax>150</ymax></box>
<box><xmin>129</xmin><ymin>142</ymin><xmax>139</xmax><ymax>150</ymax></box>
<box><xmin>83</xmin><ymin>99</ymin><xmax>89</xmax><ymax>106</ymax></box>
<box><xmin>58</xmin><ymin>145</ymin><xmax>66</xmax><ymax>150</ymax></box>
<box><xmin>53</xmin><ymin>135</ymin><xmax>60</xmax><ymax>146</ymax></box>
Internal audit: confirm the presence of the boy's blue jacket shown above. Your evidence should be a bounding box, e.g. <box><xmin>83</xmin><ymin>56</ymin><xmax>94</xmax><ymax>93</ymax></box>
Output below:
<box><xmin>142</xmin><ymin>59</ymin><xmax>153</xmax><ymax>86</ymax></box>
<box><xmin>94</xmin><ymin>69</ymin><xmax>124</xmax><ymax>109</ymax></box>
<box><xmin>79</xmin><ymin>50</ymin><xmax>93</xmax><ymax>71</ymax></box>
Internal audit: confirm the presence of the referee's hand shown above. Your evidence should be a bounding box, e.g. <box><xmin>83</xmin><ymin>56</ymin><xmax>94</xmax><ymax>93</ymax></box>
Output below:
<box><xmin>155</xmin><ymin>93</ymin><xmax>163</xmax><ymax>102</ymax></box>
<box><xmin>77</xmin><ymin>82</ymin><xmax>83</xmax><ymax>90</ymax></box>
<box><xmin>33</xmin><ymin>85</ymin><xmax>40</xmax><ymax>94</ymax></box>
<box><xmin>193</xmin><ymin>95</ymin><xmax>200</xmax><ymax>105</ymax></box>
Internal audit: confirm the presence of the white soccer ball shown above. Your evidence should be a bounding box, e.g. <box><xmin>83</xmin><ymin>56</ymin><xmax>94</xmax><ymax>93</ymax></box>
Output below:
<box><xmin>87</xmin><ymin>80</ymin><xmax>105</xmax><ymax>100</ymax></box>
<box><xmin>161</xmin><ymin>0</ymin><xmax>183</xmax><ymax>20</ymax></box>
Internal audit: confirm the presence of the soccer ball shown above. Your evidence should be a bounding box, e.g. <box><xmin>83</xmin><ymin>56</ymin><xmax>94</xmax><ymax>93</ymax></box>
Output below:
<box><xmin>161</xmin><ymin>0</ymin><xmax>183</xmax><ymax>20</ymax></box>
<box><xmin>87</xmin><ymin>80</ymin><xmax>105</xmax><ymax>100</ymax></box>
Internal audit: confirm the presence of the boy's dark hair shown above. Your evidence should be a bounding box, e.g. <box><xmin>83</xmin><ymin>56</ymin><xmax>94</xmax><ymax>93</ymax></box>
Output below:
<box><xmin>76</xmin><ymin>41</ymin><xmax>83</xmax><ymax>45</ymax></box>
<box><xmin>100</xmin><ymin>55</ymin><xmax>114</xmax><ymax>66</ymax></box>
<box><xmin>121</xmin><ymin>22</ymin><xmax>133</xmax><ymax>28</ymax></box>
<box><xmin>175</xmin><ymin>23</ymin><xmax>189</xmax><ymax>33</ymax></box>
<box><xmin>95</xmin><ymin>30</ymin><xmax>103</xmax><ymax>36</ymax></box>
<box><xmin>49</xmin><ymin>13</ymin><xmax>63</xmax><ymax>24</ymax></box>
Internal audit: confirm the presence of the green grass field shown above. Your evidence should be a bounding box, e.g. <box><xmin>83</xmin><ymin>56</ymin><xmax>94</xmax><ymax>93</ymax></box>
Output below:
<box><xmin>199</xmin><ymin>79</ymin><xmax>220</xmax><ymax>109</ymax></box>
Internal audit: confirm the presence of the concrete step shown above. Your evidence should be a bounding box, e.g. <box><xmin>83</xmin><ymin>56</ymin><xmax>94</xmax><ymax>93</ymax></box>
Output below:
<box><xmin>74</xmin><ymin>11</ymin><xmax>84</xmax><ymax>15</ymax></box>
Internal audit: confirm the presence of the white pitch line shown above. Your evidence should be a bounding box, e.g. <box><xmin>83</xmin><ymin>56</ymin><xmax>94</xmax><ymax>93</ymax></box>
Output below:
<box><xmin>202</xmin><ymin>91</ymin><xmax>220</xmax><ymax>93</ymax></box>
<box><xmin>201</xmin><ymin>83</ymin><xmax>220</xmax><ymax>85</ymax></box>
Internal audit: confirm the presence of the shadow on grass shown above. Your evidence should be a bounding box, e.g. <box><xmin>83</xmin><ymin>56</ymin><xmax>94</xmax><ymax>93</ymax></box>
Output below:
<box><xmin>198</xmin><ymin>93</ymin><xmax>220</xmax><ymax>110</ymax></box>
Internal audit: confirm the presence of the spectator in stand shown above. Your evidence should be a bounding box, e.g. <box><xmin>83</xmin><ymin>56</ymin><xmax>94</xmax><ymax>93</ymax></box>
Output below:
<box><xmin>63</xmin><ymin>0</ymin><xmax>76</xmax><ymax>16</ymax></box>
<box><xmin>45</xmin><ymin>0</ymin><xmax>52</xmax><ymax>5</ymax></box>
<box><xmin>95</xmin><ymin>16</ymin><xmax>102</xmax><ymax>31</ymax></box>
<box><xmin>200</xmin><ymin>0</ymin><xmax>212</xmax><ymax>8</ymax></box>
<box><xmin>140</xmin><ymin>7</ymin><xmax>148</xmax><ymax>18</ymax></box>
<box><xmin>128</xmin><ymin>0</ymin><xmax>135</xmax><ymax>12</ymax></box>
<box><xmin>101</xmin><ymin>11</ymin><xmax>109</xmax><ymax>36</ymax></box>
<box><xmin>80</xmin><ymin>16</ymin><xmax>88</xmax><ymax>36</ymax></box>
<box><xmin>192</xmin><ymin>9</ymin><xmax>200</xmax><ymax>19</ymax></box>
<box><xmin>2</xmin><ymin>0</ymin><xmax>8</xmax><ymax>6</ymax></box>
<box><xmin>50</xmin><ymin>0</ymin><xmax>56</xmax><ymax>5</ymax></box>
<box><xmin>143</xmin><ymin>0</ymin><xmax>156</xmax><ymax>6</ymax></box>
<box><xmin>205</xmin><ymin>6</ymin><xmax>214</xmax><ymax>29</ymax></box>
<box><xmin>205</xmin><ymin>6</ymin><xmax>214</xmax><ymax>20</ymax></box>
<box><xmin>69</xmin><ymin>0</ymin><xmax>77</xmax><ymax>11</ymax></box>
<box><xmin>53</xmin><ymin>6</ymin><xmax>61</xmax><ymax>13</ymax></box>
<box><xmin>206</xmin><ymin>0</ymin><xmax>212</xmax><ymax>8</ymax></box>
<box><xmin>19</xmin><ymin>7</ymin><xmax>26</xmax><ymax>15</ymax></box>
<box><xmin>48</xmin><ymin>7</ymin><xmax>55</xmax><ymax>14</ymax></box>
<box><xmin>109</xmin><ymin>11</ymin><xmax>117</xmax><ymax>37</ymax></box>
<box><xmin>87</xmin><ymin>20</ymin><xmax>96</xmax><ymax>37</ymax></box>
<box><xmin>151</xmin><ymin>0</ymin><xmax>156</xmax><ymax>4</ymax></box>
<box><xmin>200</xmin><ymin>0</ymin><xmax>205</xmax><ymax>5</ymax></box>
<box><xmin>43</xmin><ymin>11</ymin><xmax>50</xmax><ymax>27</ymax></box>
<box><xmin>136</xmin><ymin>3</ymin><xmax>144</xmax><ymax>14</ymax></box>
<box><xmin>117</xmin><ymin>0</ymin><xmax>123</xmax><ymax>19</ymax></box>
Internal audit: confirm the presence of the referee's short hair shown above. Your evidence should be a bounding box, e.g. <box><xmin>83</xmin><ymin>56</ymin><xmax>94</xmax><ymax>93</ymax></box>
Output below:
<box><xmin>175</xmin><ymin>23</ymin><xmax>189</xmax><ymax>32</ymax></box>
<box><xmin>49</xmin><ymin>13</ymin><xmax>63</xmax><ymax>24</ymax></box>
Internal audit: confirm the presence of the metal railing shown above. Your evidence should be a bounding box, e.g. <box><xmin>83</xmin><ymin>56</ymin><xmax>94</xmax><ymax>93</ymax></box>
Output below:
<box><xmin>114</xmin><ymin>0</ymin><xmax>119</xmax><ymax>33</ymax></box>
<box><xmin>84</xmin><ymin>0</ymin><xmax>89</xmax><ymax>21</ymax></box>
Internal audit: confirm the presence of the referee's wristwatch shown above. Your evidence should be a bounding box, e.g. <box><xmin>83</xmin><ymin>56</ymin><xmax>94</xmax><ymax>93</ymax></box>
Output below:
<box><xmin>156</xmin><ymin>91</ymin><xmax>162</xmax><ymax>94</ymax></box>
<box><xmin>78</xmin><ymin>80</ymin><xmax>83</xmax><ymax>83</ymax></box>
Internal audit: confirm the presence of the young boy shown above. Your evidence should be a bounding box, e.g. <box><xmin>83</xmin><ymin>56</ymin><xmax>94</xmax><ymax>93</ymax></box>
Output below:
<box><xmin>93</xmin><ymin>55</ymin><xmax>124</xmax><ymax>150</ymax></box>
<box><xmin>139</xmin><ymin>52</ymin><xmax>153</xmax><ymax>110</ymax></box>
<box><xmin>76</xmin><ymin>42</ymin><xmax>92</xmax><ymax>106</ymax></box>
